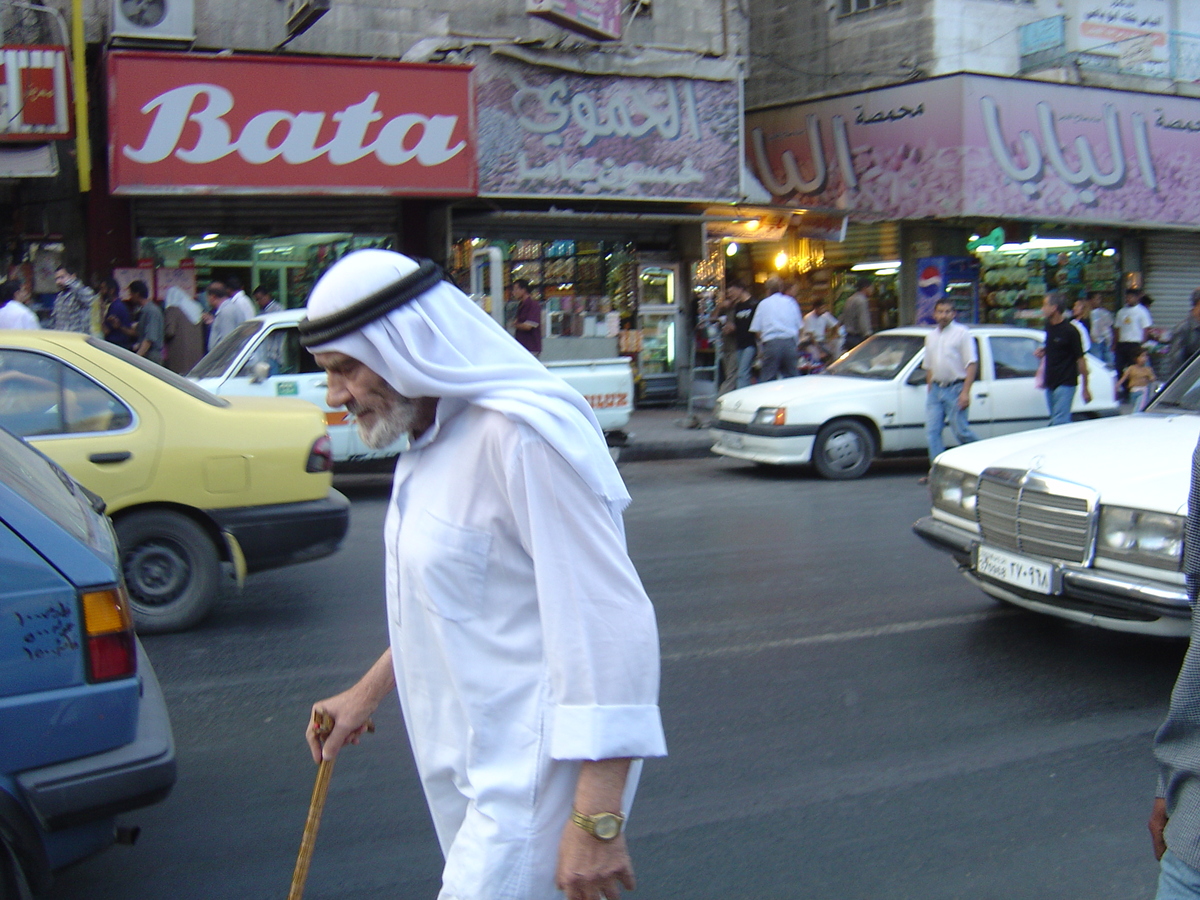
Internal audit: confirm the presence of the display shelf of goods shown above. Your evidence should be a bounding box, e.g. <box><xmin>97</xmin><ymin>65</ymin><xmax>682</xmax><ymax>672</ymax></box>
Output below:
<box><xmin>511</xmin><ymin>261</ymin><xmax>542</xmax><ymax>284</ymax></box>
<box><xmin>513</xmin><ymin>241</ymin><xmax>542</xmax><ymax>261</ymax></box>
<box><xmin>545</xmin><ymin>259</ymin><xmax>573</xmax><ymax>282</ymax></box>
<box><xmin>577</xmin><ymin>255</ymin><xmax>601</xmax><ymax>286</ymax></box>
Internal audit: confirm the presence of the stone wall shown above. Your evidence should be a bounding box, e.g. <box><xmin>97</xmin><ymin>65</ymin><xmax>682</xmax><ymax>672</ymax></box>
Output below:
<box><xmin>29</xmin><ymin>0</ymin><xmax>742</xmax><ymax>62</ymax></box>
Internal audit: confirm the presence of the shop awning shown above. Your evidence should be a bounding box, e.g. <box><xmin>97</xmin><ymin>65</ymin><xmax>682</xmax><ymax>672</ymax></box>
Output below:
<box><xmin>0</xmin><ymin>143</ymin><xmax>58</xmax><ymax>178</ymax></box>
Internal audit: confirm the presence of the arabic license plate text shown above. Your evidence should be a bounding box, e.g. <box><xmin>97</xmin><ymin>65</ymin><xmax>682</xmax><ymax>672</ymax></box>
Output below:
<box><xmin>976</xmin><ymin>546</ymin><xmax>1056</xmax><ymax>594</ymax></box>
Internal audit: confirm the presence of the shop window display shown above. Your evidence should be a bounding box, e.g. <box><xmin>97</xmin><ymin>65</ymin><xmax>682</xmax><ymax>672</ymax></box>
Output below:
<box><xmin>448</xmin><ymin>238</ymin><xmax>637</xmax><ymax>340</ymax></box>
<box><xmin>136</xmin><ymin>233</ymin><xmax>394</xmax><ymax>309</ymax></box>
<box><xmin>976</xmin><ymin>238</ymin><xmax>1119</xmax><ymax>326</ymax></box>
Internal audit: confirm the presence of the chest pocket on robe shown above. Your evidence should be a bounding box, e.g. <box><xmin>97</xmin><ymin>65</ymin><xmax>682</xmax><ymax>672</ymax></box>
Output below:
<box><xmin>405</xmin><ymin>510</ymin><xmax>492</xmax><ymax>622</ymax></box>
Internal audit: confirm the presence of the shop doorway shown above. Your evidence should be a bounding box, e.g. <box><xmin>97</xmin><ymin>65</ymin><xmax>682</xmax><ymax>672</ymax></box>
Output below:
<box><xmin>136</xmin><ymin>233</ymin><xmax>395</xmax><ymax>308</ymax></box>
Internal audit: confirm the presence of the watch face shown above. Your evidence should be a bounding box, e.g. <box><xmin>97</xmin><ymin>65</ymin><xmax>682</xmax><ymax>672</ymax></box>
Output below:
<box><xmin>593</xmin><ymin>814</ymin><xmax>621</xmax><ymax>840</ymax></box>
<box><xmin>121</xmin><ymin>0</ymin><xmax>167</xmax><ymax>28</ymax></box>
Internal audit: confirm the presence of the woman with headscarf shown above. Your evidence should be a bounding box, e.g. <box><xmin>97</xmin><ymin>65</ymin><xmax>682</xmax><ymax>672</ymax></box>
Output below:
<box><xmin>299</xmin><ymin>250</ymin><xmax>665</xmax><ymax>900</ymax></box>
<box><xmin>162</xmin><ymin>286</ymin><xmax>207</xmax><ymax>374</ymax></box>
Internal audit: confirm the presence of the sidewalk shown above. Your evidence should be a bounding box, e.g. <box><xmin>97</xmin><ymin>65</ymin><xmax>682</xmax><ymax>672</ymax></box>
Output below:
<box><xmin>615</xmin><ymin>406</ymin><xmax>715</xmax><ymax>462</ymax></box>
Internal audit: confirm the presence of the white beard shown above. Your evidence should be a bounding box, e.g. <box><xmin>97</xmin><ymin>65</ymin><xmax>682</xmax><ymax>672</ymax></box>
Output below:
<box><xmin>354</xmin><ymin>394</ymin><xmax>423</xmax><ymax>449</ymax></box>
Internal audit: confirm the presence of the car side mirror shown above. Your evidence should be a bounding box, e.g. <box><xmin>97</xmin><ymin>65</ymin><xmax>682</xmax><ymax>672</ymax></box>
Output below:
<box><xmin>907</xmin><ymin>367</ymin><xmax>927</xmax><ymax>386</ymax></box>
<box><xmin>248</xmin><ymin>361</ymin><xmax>271</xmax><ymax>384</ymax></box>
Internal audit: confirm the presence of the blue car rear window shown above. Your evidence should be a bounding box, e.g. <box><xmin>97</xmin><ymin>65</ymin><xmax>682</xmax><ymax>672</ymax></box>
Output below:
<box><xmin>0</xmin><ymin>427</ymin><xmax>98</xmax><ymax>548</ymax></box>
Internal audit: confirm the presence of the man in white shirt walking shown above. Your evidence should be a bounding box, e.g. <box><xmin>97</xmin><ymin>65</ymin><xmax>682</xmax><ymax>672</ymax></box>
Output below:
<box><xmin>749</xmin><ymin>275</ymin><xmax>803</xmax><ymax>381</ymax></box>
<box><xmin>923</xmin><ymin>298</ymin><xmax>978</xmax><ymax>478</ymax></box>
<box><xmin>0</xmin><ymin>280</ymin><xmax>38</xmax><ymax>329</ymax></box>
<box><xmin>298</xmin><ymin>250</ymin><xmax>666</xmax><ymax>900</ymax></box>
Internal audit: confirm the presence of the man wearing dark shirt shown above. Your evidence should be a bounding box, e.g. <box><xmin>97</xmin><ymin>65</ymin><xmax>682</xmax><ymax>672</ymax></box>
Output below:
<box><xmin>729</xmin><ymin>285</ymin><xmax>758</xmax><ymax>389</ymax></box>
<box><xmin>101</xmin><ymin>278</ymin><xmax>136</xmax><ymax>351</ymax></box>
<box><xmin>128</xmin><ymin>280</ymin><xmax>164</xmax><ymax>364</ymax></box>
<box><xmin>511</xmin><ymin>279</ymin><xmax>542</xmax><ymax>357</ymax></box>
<box><xmin>1039</xmin><ymin>293</ymin><xmax>1091</xmax><ymax>426</ymax></box>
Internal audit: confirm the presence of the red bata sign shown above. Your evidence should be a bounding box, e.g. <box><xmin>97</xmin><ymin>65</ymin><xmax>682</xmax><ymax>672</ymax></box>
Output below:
<box><xmin>2</xmin><ymin>46</ymin><xmax>72</xmax><ymax>140</ymax></box>
<box><xmin>108</xmin><ymin>52</ymin><xmax>476</xmax><ymax>196</ymax></box>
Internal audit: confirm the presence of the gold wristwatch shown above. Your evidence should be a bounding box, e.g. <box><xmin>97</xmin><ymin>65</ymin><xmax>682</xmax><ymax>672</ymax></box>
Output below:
<box><xmin>570</xmin><ymin>809</ymin><xmax>625</xmax><ymax>841</ymax></box>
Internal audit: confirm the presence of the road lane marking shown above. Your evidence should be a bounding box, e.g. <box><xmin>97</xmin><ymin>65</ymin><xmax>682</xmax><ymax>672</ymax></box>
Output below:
<box><xmin>662</xmin><ymin>609</ymin><xmax>1016</xmax><ymax>662</ymax></box>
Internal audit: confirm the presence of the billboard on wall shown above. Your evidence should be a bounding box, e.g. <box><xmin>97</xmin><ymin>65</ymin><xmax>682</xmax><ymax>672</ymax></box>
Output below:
<box><xmin>526</xmin><ymin>0</ymin><xmax>621</xmax><ymax>41</ymax></box>
<box><xmin>108</xmin><ymin>51</ymin><xmax>475</xmax><ymax>196</ymax></box>
<box><xmin>1071</xmin><ymin>0</ymin><xmax>1169</xmax><ymax>77</ymax></box>
<box><xmin>1</xmin><ymin>46</ymin><xmax>71</xmax><ymax>141</ymax></box>
<box><xmin>747</xmin><ymin>72</ymin><xmax>1200</xmax><ymax>230</ymax></box>
<box><xmin>475</xmin><ymin>54</ymin><xmax>742</xmax><ymax>203</ymax></box>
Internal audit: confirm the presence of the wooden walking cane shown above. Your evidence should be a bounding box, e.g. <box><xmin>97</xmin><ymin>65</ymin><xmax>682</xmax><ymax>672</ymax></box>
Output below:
<box><xmin>287</xmin><ymin>710</ymin><xmax>373</xmax><ymax>900</ymax></box>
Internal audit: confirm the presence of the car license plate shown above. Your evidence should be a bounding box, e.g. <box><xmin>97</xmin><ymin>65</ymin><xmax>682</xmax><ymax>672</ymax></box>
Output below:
<box><xmin>975</xmin><ymin>545</ymin><xmax>1056</xmax><ymax>594</ymax></box>
<box><xmin>721</xmin><ymin>431</ymin><xmax>744</xmax><ymax>449</ymax></box>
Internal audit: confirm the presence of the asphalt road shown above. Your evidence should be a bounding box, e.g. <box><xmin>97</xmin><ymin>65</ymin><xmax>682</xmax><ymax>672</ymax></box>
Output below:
<box><xmin>46</xmin><ymin>455</ymin><xmax>1185</xmax><ymax>900</ymax></box>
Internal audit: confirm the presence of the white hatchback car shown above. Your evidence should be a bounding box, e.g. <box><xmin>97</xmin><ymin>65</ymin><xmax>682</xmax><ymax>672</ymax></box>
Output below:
<box><xmin>710</xmin><ymin>326</ymin><xmax>1119</xmax><ymax>479</ymax></box>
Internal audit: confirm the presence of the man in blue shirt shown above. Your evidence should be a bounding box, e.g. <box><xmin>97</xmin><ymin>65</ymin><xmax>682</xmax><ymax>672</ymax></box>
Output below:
<box><xmin>101</xmin><ymin>278</ymin><xmax>136</xmax><ymax>351</ymax></box>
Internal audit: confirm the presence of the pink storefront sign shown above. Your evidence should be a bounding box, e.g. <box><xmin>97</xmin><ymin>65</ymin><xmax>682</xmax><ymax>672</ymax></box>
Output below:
<box><xmin>476</xmin><ymin>55</ymin><xmax>742</xmax><ymax>203</ymax></box>
<box><xmin>747</xmin><ymin>73</ymin><xmax>1200</xmax><ymax>229</ymax></box>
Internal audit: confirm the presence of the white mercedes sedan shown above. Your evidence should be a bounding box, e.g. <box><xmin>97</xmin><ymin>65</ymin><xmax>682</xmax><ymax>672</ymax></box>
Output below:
<box><xmin>710</xmin><ymin>326</ymin><xmax>1119</xmax><ymax>479</ymax></box>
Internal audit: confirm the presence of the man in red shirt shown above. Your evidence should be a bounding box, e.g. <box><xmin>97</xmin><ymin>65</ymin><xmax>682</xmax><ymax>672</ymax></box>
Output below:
<box><xmin>511</xmin><ymin>279</ymin><xmax>543</xmax><ymax>358</ymax></box>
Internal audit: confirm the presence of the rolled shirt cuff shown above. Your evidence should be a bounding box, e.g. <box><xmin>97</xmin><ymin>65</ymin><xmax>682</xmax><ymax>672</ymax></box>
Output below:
<box><xmin>550</xmin><ymin>703</ymin><xmax>668</xmax><ymax>761</ymax></box>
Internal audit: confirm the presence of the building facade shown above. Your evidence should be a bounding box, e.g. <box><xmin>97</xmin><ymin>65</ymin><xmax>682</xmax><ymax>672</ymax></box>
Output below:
<box><xmin>1</xmin><ymin>0</ymin><xmax>749</xmax><ymax>401</ymax></box>
<box><xmin>745</xmin><ymin>0</ymin><xmax>1200</xmax><ymax>341</ymax></box>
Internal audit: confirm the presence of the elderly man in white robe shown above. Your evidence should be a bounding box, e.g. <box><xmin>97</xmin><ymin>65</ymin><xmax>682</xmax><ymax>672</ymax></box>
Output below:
<box><xmin>300</xmin><ymin>250</ymin><xmax>666</xmax><ymax>900</ymax></box>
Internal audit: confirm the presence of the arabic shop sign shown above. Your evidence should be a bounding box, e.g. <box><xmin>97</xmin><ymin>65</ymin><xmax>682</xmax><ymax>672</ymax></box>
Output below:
<box><xmin>475</xmin><ymin>55</ymin><xmax>742</xmax><ymax>202</ymax></box>
<box><xmin>1</xmin><ymin>46</ymin><xmax>72</xmax><ymax>141</ymax></box>
<box><xmin>747</xmin><ymin>73</ymin><xmax>1200</xmax><ymax>230</ymax></box>
<box><xmin>108</xmin><ymin>51</ymin><xmax>475</xmax><ymax>196</ymax></box>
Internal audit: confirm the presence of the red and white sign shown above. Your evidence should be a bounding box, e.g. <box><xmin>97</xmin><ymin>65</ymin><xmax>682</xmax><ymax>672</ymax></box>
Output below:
<box><xmin>2</xmin><ymin>46</ymin><xmax>71</xmax><ymax>140</ymax></box>
<box><xmin>108</xmin><ymin>51</ymin><xmax>476</xmax><ymax>196</ymax></box>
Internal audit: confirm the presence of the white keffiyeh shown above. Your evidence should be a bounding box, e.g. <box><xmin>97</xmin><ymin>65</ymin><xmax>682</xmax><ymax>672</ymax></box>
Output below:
<box><xmin>305</xmin><ymin>249</ymin><xmax>630</xmax><ymax>511</ymax></box>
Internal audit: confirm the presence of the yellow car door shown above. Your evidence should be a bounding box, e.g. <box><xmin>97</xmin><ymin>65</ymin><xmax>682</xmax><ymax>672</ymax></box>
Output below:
<box><xmin>0</xmin><ymin>346</ymin><xmax>161</xmax><ymax>508</ymax></box>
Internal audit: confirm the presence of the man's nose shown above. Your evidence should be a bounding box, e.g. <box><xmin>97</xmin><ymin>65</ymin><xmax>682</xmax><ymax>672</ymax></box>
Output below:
<box><xmin>325</xmin><ymin>376</ymin><xmax>348</xmax><ymax>408</ymax></box>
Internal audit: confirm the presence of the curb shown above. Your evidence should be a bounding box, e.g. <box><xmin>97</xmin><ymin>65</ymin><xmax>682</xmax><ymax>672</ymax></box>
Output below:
<box><xmin>614</xmin><ymin>443</ymin><xmax>714</xmax><ymax>463</ymax></box>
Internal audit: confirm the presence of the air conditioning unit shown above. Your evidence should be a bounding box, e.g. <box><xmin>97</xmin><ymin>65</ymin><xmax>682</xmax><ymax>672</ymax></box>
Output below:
<box><xmin>286</xmin><ymin>0</ymin><xmax>330</xmax><ymax>37</ymax></box>
<box><xmin>112</xmin><ymin>0</ymin><xmax>195</xmax><ymax>42</ymax></box>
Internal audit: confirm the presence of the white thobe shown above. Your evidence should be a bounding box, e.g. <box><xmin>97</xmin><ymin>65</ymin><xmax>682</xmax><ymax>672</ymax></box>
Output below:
<box><xmin>385</xmin><ymin>400</ymin><xmax>667</xmax><ymax>900</ymax></box>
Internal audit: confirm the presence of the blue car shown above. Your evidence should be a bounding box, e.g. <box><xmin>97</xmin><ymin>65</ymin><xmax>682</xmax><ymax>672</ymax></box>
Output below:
<box><xmin>0</xmin><ymin>426</ymin><xmax>175</xmax><ymax>896</ymax></box>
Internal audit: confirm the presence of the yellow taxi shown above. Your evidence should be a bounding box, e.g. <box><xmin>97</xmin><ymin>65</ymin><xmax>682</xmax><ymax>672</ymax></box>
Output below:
<box><xmin>0</xmin><ymin>330</ymin><xmax>349</xmax><ymax>633</ymax></box>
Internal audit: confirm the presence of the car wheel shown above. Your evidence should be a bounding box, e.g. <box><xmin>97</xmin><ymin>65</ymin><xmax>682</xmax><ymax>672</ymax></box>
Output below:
<box><xmin>0</xmin><ymin>839</ymin><xmax>32</xmax><ymax>900</ymax></box>
<box><xmin>116</xmin><ymin>511</ymin><xmax>220</xmax><ymax>634</ymax></box>
<box><xmin>812</xmin><ymin>419</ymin><xmax>876</xmax><ymax>480</ymax></box>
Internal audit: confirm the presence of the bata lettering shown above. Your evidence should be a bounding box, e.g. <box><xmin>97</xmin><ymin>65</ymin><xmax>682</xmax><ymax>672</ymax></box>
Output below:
<box><xmin>123</xmin><ymin>85</ymin><xmax>466</xmax><ymax>168</ymax></box>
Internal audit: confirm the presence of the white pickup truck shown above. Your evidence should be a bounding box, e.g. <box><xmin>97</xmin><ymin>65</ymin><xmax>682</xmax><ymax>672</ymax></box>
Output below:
<box><xmin>190</xmin><ymin>310</ymin><xmax>634</xmax><ymax>462</ymax></box>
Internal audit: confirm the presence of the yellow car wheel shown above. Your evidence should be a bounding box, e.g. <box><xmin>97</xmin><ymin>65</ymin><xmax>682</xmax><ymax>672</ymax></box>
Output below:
<box><xmin>116</xmin><ymin>510</ymin><xmax>221</xmax><ymax>633</ymax></box>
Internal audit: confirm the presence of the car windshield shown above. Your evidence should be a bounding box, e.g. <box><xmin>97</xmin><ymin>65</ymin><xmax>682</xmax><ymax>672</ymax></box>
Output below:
<box><xmin>1149</xmin><ymin>354</ymin><xmax>1200</xmax><ymax>413</ymax></box>
<box><xmin>826</xmin><ymin>334</ymin><xmax>924</xmax><ymax>380</ymax></box>
<box><xmin>86</xmin><ymin>338</ymin><xmax>229</xmax><ymax>408</ymax></box>
<box><xmin>188</xmin><ymin>321</ymin><xmax>264</xmax><ymax>379</ymax></box>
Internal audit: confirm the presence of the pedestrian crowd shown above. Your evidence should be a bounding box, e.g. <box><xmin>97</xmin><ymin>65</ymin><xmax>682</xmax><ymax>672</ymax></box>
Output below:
<box><xmin>710</xmin><ymin>274</ymin><xmax>877</xmax><ymax>393</ymax></box>
<box><xmin>0</xmin><ymin>262</ymin><xmax>286</xmax><ymax>374</ymax></box>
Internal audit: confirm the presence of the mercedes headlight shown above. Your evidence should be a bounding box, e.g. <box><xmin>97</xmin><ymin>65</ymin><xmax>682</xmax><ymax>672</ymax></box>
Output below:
<box><xmin>930</xmin><ymin>464</ymin><xmax>978</xmax><ymax>521</ymax></box>
<box><xmin>1096</xmin><ymin>507</ymin><xmax>1184</xmax><ymax>570</ymax></box>
<box><xmin>752</xmin><ymin>407</ymin><xmax>787</xmax><ymax>426</ymax></box>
